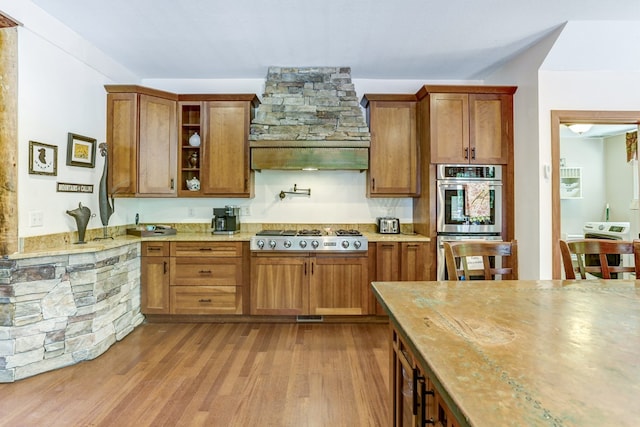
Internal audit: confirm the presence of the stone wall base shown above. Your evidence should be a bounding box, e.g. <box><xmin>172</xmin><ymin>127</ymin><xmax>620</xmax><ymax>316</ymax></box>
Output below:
<box><xmin>0</xmin><ymin>243</ymin><xmax>143</xmax><ymax>382</ymax></box>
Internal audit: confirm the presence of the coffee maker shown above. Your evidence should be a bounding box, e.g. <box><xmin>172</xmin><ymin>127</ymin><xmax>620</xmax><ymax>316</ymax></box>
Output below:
<box><xmin>212</xmin><ymin>205</ymin><xmax>241</xmax><ymax>234</ymax></box>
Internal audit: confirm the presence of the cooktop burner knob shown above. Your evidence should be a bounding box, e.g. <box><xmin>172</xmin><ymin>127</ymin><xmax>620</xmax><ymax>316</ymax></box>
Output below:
<box><xmin>257</xmin><ymin>239</ymin><xmax>265</xmax><ymax>249</ymax></box>
<box><xmin>341</xmin><ymin>240</ymin><xmax>349</xmax><ymax>249</ymax></box>
<box><xmin>269</xmin><ymin>240</ymin><xmax>277</xmax><ymax>249</ymax></box>
<box><xmin>353</xmin><ymin>240</ymin><xmax>362</xmax><ymax>249</ymax></box>
<box><xmin>299</xmin><ymin>240</ymin><xmax>307</xmax><ymax>248</ymax></box>
<box><xmin>284</xmin><ymin>240</ymin><xmax>292</xmax><ymax>248</ymax></box>
<box><xmin>311</xmin><ymin>240</ymin><xmax>319</xmax><ymax>249</ymax></box>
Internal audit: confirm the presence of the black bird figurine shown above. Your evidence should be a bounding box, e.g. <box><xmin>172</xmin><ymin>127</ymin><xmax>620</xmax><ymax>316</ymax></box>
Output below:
<box><xmin>97</xmin><ymin>142</ymin><xmax>114</xmax><ymax>239</ymax></box>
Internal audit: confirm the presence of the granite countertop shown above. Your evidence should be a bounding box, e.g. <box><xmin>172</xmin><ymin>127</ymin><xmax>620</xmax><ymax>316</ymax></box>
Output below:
<box><xmin>6</xmin><ymin>229</ymin><xmax>429</xmax><ymax>260</ymax></box>
<box><xmin>372</xmin><ymin>279</ymin><xmax>640</xmax><ymax>427</ymax></box>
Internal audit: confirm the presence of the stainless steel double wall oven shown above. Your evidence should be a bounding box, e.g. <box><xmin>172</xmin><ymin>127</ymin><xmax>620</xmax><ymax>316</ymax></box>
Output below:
<box><xmin>436</xmin><ymin>164</ymin><xmax>503</xmax><ymax>280</ymax></box>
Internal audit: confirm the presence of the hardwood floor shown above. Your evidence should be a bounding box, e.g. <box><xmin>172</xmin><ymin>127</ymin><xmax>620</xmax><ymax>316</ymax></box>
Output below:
<box><xmin>0</xmin><ymin>322</ymin><xmax>390</xmax><ymax>427</ymax></box>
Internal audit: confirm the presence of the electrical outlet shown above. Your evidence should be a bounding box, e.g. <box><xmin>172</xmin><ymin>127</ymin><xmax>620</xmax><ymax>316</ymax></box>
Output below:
<box><xmin>187</xmin><ymin>207</ymin><xmax>195</xmax><ymax>217</ymax></box>
<box><xmin>29</xmin><ymin>211</ymin><xmax>44</xmax><ymax>227</ymax></box>
<box><xmin>241</xmin><ymin>206</ymin><xmax>251</xmax><ymax>216</ymax></box>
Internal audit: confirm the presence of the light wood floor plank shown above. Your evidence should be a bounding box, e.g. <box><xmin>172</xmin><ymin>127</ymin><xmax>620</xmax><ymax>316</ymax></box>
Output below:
<box><xmin>0</xmin><ymin>322</ymin><xmax>389</xmax><ymax>427</ymax></box>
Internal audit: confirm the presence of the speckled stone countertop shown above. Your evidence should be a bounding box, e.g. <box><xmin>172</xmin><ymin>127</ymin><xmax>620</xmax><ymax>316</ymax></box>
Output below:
<box><xmin>372</xmin><ymin>280</ymin><xmax>640</xmax><ymax>427</ymax></box>
<box><xmin>7</xmin><ymin>225</ymin><xmax>429</xmax><ymax>260</ymax></box>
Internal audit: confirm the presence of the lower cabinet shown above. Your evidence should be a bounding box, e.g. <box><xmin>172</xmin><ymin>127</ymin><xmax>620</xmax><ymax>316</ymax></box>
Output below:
<box><xmin>372</xmin><ymin>241</ymin><xmax>429</xmax><ymax>314</ymax></box>
<box><xmin>391</xmin><ymin>327</ymin><xmax>460</xmax><ymax>427</ymax></box>
<box><xmin>140</xmin><ymin>241</ymin><xmax>247</xmax><ymax>315</ymax></box>
<box><xmin>141</xmin><ymin>242</ymin><xmax>170</xmax><ymax>314</ymax></box>
<box><xmin>250</xmin><ymin>252</ymin><xmax>368</xmax><ymax>315</ymax></box>
<box><xmin>170</xmin><ymin>242</ymin><xmax>245</xmax><ymax>315</ymax></box>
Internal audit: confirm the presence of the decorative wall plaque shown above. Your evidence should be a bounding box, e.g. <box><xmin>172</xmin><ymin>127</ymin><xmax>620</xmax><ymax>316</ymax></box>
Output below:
<box><xmin>56</xmin><ymin>182</ymin><xmax>94</xmax><ymax>193</ymax></box>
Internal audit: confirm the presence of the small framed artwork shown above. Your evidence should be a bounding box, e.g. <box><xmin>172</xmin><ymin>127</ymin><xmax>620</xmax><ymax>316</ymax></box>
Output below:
<box><xmin>28</xmin><ymin>141</ymin><xmax>58</xmax><ymax>176</ymax></box>
<box><xmin>66</xmin><ymin>132</ymin><xmax>96</xmax><ymax>168</ymax></box>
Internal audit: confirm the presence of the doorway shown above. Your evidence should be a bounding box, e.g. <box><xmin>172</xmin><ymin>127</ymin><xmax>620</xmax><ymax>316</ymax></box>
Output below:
<box><xmin>551</xmin><ymin>110</ymin><xmax>640</xmax><ymax>278</ymax></box>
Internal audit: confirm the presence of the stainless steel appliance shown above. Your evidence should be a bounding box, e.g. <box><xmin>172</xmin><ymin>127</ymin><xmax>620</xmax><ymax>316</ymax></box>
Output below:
<box><xmin>212</xmin><ymin>205</ymin><xmax>241</xmax><ymax>234</ymax></box>
<box><xmin>582</xmin><ymin>221</ymin><xmax>632</xmax><ymax>278</ymax></box>
<box><xmin>436</xmin><ymin>164</ymin><xmax>504</xmax><ymax>280</ymax></box>
<box><xmin>377</xmin><ymin>217</ymin><xmax>400</xmax><ymax>234</ymax></box>
<box><xmin>436</xmin><ymin>164</ymin><xmax>503</xmax><ymax>234</ymax></box>
<box><xmin>250</xmin><ymin>229</ymin><xmax>367</xmax><ymax>252</ymax></box>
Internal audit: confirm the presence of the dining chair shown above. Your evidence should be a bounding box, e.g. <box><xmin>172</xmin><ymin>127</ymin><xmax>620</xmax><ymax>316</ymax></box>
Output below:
<box><xmin>443</xmin><ymin>240</ymin><xmax>518</xmax><ymax>281</ymax></box>
<box><xmin>559</xmin><ymin>239</ymin><xmax>640</xmax><ymax>279</ymax></box>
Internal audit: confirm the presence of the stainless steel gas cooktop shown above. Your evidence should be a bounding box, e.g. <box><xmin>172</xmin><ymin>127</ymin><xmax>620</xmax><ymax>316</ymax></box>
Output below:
<box><xmin>250</xmin><ymin>229</ymin><xmax>367</xmax><ymax>252</ymax></box>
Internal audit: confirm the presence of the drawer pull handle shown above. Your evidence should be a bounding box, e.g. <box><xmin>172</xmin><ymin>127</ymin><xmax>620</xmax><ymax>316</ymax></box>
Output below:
<box><xmin>199</xmin><ymin>248</ymin><xmax>213</xmax><ymax>251</ymax></box>
<box><xmin>198</xmin><ymin>298</ymin><xmax>212</xmax><ymax>303</ymax></box>
<box><xmin>199</xmin><ymin>270</ymin><xmax>212</xmax><ymax>274</ymax></box>
<box><xmin>148</xmin><ymin>247</ymin><xmax>161</xmax><ymax>251</ymax></box>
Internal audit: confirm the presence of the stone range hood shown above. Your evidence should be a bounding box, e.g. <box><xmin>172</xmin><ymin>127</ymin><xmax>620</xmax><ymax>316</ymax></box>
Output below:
<box><xmin>249</xmin><ymin>66</ymin><xmax>371</xmax><ymax>171</ymax></box>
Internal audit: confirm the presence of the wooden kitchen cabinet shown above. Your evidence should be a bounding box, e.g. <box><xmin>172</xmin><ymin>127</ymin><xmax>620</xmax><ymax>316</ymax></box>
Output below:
<box><xmin>105</xmin><ymin>85</ymin><xmax>178</xmax><ymax>196</ymax></box>
<box><xmin>250</xmin><ymin>254</ymin><xmax>308</xmax><ymax>315</ymax></box>
<box><xmin>372</xmin><ymin>241</ymin><xmax>429</xmax><ymax>314</ymax></box>
<box><xmin>391</xmin><ymin>328</ymin><xmax>457</xmax><ymax>427</ymax></box>
<box><xmin>177</xmin><ymin>95</ymin><xmax>259</xmax><ymax>197</ymax></box>
<box><xmin>250</xmin><ymin>253</ymin><xmax>369</xmax><ymax>316</ymax></box>
<box><xmin>310</xmin><ymin>254</ymin><xmax>368</xmax><ymax>315</ymax></box>
<box><xmin>361</xmin><ymin>94</ymin><xmax>419</xmax><ymax>197</ymax></box>
<box><xmin>140</xmin><ymin>242</ymin><xmax>170</xmax><ymax>314</ymax></box>
<box><xmin>418</xmin><ymin>85</ymin><xmax>516</xmax><ymax>165</ymax></box>
<box><xmin>169</xmin><ymin>241</ymin><xmax>246</xmax><ymax>315</ymax></box>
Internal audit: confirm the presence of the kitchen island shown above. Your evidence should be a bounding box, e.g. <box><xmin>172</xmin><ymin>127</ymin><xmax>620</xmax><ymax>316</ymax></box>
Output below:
<box><xmin>372</xmin><ymin>279</ymin><xmax>640</xmax><ymax>427</ymax></box>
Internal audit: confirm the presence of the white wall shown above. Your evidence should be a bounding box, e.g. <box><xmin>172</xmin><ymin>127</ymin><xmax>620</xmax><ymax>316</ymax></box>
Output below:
<box><xmin>559</xmin><ymin>137</ymin><xmax>606</xmax><ymax>236</ymax></box>
<box><xmin>0</xmin><ymin>0</ymin><xmax>139</xmax><ymax>239</ymax></box>
<box><xmin>538</xmin><ymin>21</ymin><xmax>640</xmax><ymax>277</ymax></box>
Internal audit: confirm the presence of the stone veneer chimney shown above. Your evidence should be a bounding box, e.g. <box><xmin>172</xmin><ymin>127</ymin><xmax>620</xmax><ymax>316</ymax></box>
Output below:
<box><xmin>249</xmin><ymin>66</ymin><xmax>371</xmax><ymax>170</ymax></box>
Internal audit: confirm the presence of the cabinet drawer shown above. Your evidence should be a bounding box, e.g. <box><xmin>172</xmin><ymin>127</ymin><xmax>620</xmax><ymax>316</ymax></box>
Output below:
<box><xmin>170</xmin><ymin>241</ymin><xmax>242</xmax><ymax>257</ymax></box>
<box><xmin>141</xmin><ymin>241</ymin><xmax>170</xmax><ymax>257</ymax></box>
<box><xmin>170</xmin><ymin>286</ymin><xmax>242</xmax><ymax>315</ymax></box>
<box><xmin>170</xmin><ymin>257</ymin><xmax>242</xmax><ymax>286</ymax></box>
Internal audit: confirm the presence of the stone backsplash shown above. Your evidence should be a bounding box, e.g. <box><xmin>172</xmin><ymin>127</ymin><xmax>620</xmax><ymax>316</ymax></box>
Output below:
<box><xmin>0</xmin><ymin>242</ymin><xmax>143</xmax><ymax>382</ymax></box>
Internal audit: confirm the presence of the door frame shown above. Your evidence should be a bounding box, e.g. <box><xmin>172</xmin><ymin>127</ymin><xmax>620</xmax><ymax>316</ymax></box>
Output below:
<box><xmin>551</xmin><ymin>110</ymin><xmax>640</xmax><ymax>278</ymax></box>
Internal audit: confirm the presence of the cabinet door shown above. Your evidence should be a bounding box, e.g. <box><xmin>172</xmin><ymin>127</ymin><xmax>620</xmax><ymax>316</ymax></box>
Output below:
<box><xmin>310</xmin><ymin>255</ymin><xmax>368</xmax><ymax>315</ymax></box>
<box><xmin>138</xmin><ymin>94</ymin><xmax>177</xmax><ymax>195</ymax></box>
<box><xmin>202</xmin><ymin>101</ymin><xmax>252</xmax><ymax>197</ymax></box>
<box><xmin>250</xmin><ymin>255</ymin><xmax>308</xmax><ymax>315</ymax></box>
<box><xmin>400</xmin><ymin>242</ymin><xmax>429</xmax><ymax>281</ymax></box>
<box><xmin>141</xmin><ymin>256</ymin><xmax>170</xmax><ymax>314</ymax></box>
<box><xmin>430</xmin><ymin>93</ymin><xmax>469</xmax><ymax>164</ymax></box>
<box><xmin>106</xmin><ymin>92</ymin><xmax>138</xmax><ymax>195</ymax></box>
<box><xmin>375</xmin><ymin>242</ymin><xmax>400</xmax><ymax>315</ymax></box>
<box><xmin>368</xmin><ymin>100</ymin><xmax>418</xmax><ymax>197</ymax></box>
<box><xmin>469</xmin><ymin>93</ymin><xmax>509</xmax><ymax>164</ymax></box>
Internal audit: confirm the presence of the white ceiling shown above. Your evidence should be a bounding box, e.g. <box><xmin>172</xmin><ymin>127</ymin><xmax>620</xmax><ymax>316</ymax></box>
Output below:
<box><xmin>25</xmin><ymin>0</ymin><xmax>640</xmax><ymax>80</ymax></box>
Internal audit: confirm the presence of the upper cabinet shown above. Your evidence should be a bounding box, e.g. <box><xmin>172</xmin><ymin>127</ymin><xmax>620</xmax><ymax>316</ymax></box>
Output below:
<box><xmin>105</xmin><ymin>86</ymin><xmax>259</xmax><ymax>198</ymax></box>
<box><xmin>361</xmin><ymin>94</ymin><xmax>419</xmax><ymax>197</ymax></box>
<box><xmin>106</xmin><ymin>85</ymin><xmax>178</xmax><ymax>197</ymax></box>
<box><xmin>178</xmin><ymin>95</ymin><xmax>259</xmax><ymax>198</ymax></box>
<box><xmin>417</xmin><ymin>85</ymin><xmax>516</xmax><ymax>165</ymax></box>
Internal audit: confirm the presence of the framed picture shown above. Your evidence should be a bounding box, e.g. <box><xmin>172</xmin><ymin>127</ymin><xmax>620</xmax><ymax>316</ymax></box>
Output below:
<box><xmin>66</xmin><ymin>133</ymin><xmax>96</xmax><ymax>168</ymax></box>
<box><xmin>28</xmin><ymin>141</ymin><xmax>58</xmax><ymax>176</ymax></box>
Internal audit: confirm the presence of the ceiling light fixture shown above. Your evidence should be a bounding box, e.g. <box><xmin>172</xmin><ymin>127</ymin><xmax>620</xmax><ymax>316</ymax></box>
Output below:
<box><xmin>567</xmin><ymin>124</ymin><xmax>593</xmax><ymax>135</ymax></box>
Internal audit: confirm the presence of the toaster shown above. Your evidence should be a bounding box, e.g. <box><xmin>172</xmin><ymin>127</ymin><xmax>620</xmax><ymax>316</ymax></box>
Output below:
<box><xmin>377</xmin><ymin>217</ymin><xmax>400</xmax><ymax>234</ymax></box>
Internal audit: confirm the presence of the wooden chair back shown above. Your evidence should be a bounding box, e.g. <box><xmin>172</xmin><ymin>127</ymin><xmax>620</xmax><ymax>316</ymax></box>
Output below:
<box><xmin>443</xmin><ymin>240</ymin><xmax>518</xmax><ymax>281</ymax></box>
<box><xmin>559</xmin><ymin>239</ymin><xmax>640</xmax><ymax>279</ymax></box>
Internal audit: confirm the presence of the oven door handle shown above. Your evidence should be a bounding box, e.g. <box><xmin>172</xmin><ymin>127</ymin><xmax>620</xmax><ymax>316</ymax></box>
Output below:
<box><xmin>437</xmin><ymin>181</ymin><xmax>503</xmax><ymax>187</ymax></box>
